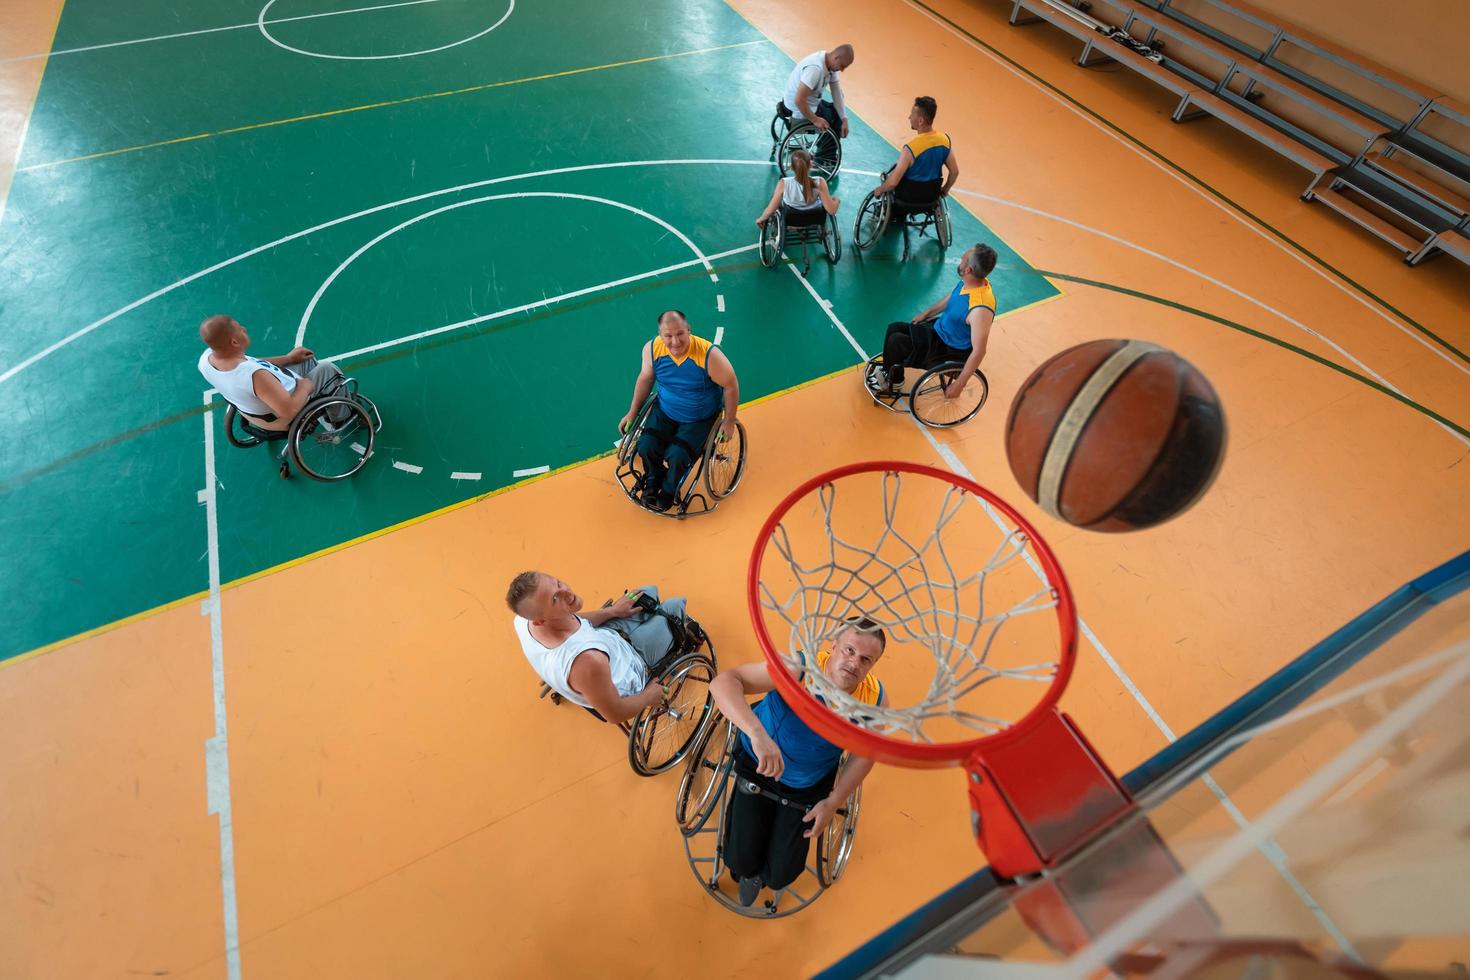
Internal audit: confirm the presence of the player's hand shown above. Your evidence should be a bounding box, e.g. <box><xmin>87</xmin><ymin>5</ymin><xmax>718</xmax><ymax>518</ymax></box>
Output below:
<box><xmin>719</xmin><ymin>419</ymin><xmax>736</xmax><ymax>442</ymax></box>
<box><xmin>618</xmin><ymin>412</ymin><xmax>635</xmax><ymax>434</ymax></box>
<box><xmin>812</xmin><ymin>117</ymin><xmax>832</xmax><ymax>131</ymax></box>
<box><xmin>750</xmin><ymin>732</ymin><xmax>785</xmax><ymax>780</ymax></box>
<box><xmin>285</xmin><ymin>346</ymin><xmax>314</xmax><ymax>364</ymax></box>
<box><xmin>840</xmin><ymin>118</ymin><xmax>850</xmax><ymax>139</ymax></box>
<box><xmin>910</xmin><ymin>312</ymin><xmax>928</xmax><ymax>324</ymax></box>
<box><xmin>607</xmin><ymin>593</ymin><xmax>639</xmax><ymax>619</ymax></box>
<box><xmin>945</xmin><ymin>378</ymin><xmax>967</xmax><ymax>400</ymax></box>
<box><xmin>642</xmin><ymin>678</ymin><xmax>669</xmax><ymax>711</ymax></box>
<box><xmin>803</xmin><ymin>798</ymin><xmax>837</xmax><ymax>838</ymax></box>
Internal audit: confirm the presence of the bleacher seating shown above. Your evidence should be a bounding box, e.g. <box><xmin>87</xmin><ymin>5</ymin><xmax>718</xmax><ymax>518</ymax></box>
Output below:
<box><xmin>1004</xmin><ymin>0</ymin><xmax>1470</xmax><ymax>266</ymax></box>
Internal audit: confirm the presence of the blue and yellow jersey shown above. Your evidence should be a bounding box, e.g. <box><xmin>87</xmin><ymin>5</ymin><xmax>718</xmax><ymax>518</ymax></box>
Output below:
<box><xmin>737</xmin><ymin>652</ymin><xmax>885</xmax><ymax>789</ymax></box>
<box><xmin>903</xmin><ymin>130</ymin><xmax>952</xmax><ymax>184</ymax></box>
<box><xmin>651</xmin><ymin>334</ymin><xmax>723</xmax><ymax>423</ymax></box>
<box><xmin>934</xmin><ymin>279</ymin><xmax>996</xmax><ymax>351</ymax></box>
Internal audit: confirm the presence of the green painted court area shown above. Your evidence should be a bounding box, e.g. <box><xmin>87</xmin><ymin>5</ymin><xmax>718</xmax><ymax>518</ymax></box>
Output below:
<box><xmin>0</xmin><ymin>0</ymin><xmax>1059</xmax><ymax>660</ymax></box>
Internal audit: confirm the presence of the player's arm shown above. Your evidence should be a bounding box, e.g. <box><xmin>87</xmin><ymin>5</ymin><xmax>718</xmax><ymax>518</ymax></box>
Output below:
<box><xmin>946</xmin><ymin>308</ymin><xmax>994</xmax><ymax>399</ymax></box>
<box><xmin>620</xmin><ymin>342</ymin><xmax>655</xmax><ymax>433</ymax></box>
<box><xmin>582</xmin><ymin>592</ymin><xmax>639</xmax><ymax>626</ymax></box>
<box><xmin>567</xmin><ymin>649</ymin><xmax>665</xmax><ymax>725</ymax></box>
<box><xmin>877</xmin><ymin>147</ymin><xmax>914</xmax><ymax>195</ymax></box>
<box><xmin>941</xmin><ymin>146</ymin><xmax>960</xmax><ymax>196</ymax></box>
<box><xmin>795</xmin><ymin>78</ymin><xmax>828</xmax><ymax>130</ymax></box>
<box><xmin>263</xmin><ymin>347</ymin><xmax>314</xmax><ymax>367</ymax></box>
<box><xmin>815</xmin><ymin>176</ymin><xmax>841</xmax><ymax>215</ymax></box>
<box><xmin>755</xmin><ymin>182</ymin><xmax>784</xmax><ymax>227</ymax></box>
<box><xmin>803</xmin><ymin>688</ymin><xmax>888</xmax><ymax>838</ymax></box>
<box><xmin>706</xmin><ymin>348</ymin><xmax>741</xmax><ymax>440</ymax></box>
<box><xmin>910</xmin><ymin>292</ymin><xmax>951</xmax><ymax>324</ymax></box>
<box><xmin>253</xmin><ymin>369</ymin><xmax>315</xmax><ymax>422</ymax></box>
<box><xmin>709</xmin><ymin>662</ymin><xmax>786</xmax><ymax>779</ymax></box>
<box><xmin>831</xmin><ymin>74</ymin><xmax>848</xmax><ymax>136</ymax></box>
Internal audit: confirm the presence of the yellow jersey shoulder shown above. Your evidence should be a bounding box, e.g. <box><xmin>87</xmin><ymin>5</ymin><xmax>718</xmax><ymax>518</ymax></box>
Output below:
<box><xmin>963</xmin><ymin>280</ymin><xmax>996</xmax><ymax>313</ymax></box>
<box><xmin>651</xmin><ymin>334</ymin><xmax>712</xmax><ymax>368</ymax></box>
<box><xmin>905</xmin><ymin>130</ymin><xmax>951</xmax><ymax>157</ymax></box>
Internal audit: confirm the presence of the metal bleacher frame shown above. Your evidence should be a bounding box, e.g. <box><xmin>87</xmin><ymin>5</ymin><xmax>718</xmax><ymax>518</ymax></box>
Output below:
<box><xmin>1005</xmin><ymin>0</ymin><xmax>1470</xmax><ymax>266</ymax></box>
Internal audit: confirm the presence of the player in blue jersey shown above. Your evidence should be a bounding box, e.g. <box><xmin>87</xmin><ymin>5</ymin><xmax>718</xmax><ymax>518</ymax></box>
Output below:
<box><xmin>872</xmin><ymin>96</ymin><xmax>960</xmax><ymax>205</ymax></box>
<box><xmin>619</xmin><ymin>310</ymin><xmax>741</xmax><ymax>513</ymax></box>
<box><xmin>708</xmin><ymin>617</ymin><xmax>887</xmax><ymax>907</ymax></box>
<box><xmin>874</xmin><ymin>243</ymin><xmax>997</xmax><ymax>400</ymax></box>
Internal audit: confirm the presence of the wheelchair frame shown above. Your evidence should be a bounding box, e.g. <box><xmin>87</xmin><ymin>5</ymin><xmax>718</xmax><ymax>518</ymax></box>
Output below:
<box><xmin>222</xmin><ymin>378</ymin><xmax>382</xmax><ymax>481</ymax></box>
<box><xmin>768</xmin><ymin>101</ymin><xmax>842</xmax><ymax>182</ymax></box>
<box><xmin>852</xmin><ymin>169</ymin><xmax>953</xmax><ymax>262</ymax></box>
<box><xmin>537</xmin><ymin>609</ymin><xmax>718</xmax><ymax>777</ymax></box>
<box><xmin>759</xmin><ymin>204</ymin><xmax>842</xmax><ymax>276</ymax></box>
<box><xmin>614</xmin><ymin>394</ymin><xmax>747</xmax><ymax>519</ymax></box>
<box><xmin>862</xmin><ymin>353</ymin><xmax>990</xmax><ymax>429</ymax></box>
<box><xmin>674</xmin><ymin>711</ymin><xmax>860</xmax><ymax>918</ymax></box>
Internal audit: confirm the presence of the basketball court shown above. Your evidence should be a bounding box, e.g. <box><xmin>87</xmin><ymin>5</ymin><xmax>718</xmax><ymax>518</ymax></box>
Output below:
<box><xmin>1</xmin><ymin>0</ymin><xmax>1467</xmax><ymax>976</ymax></box>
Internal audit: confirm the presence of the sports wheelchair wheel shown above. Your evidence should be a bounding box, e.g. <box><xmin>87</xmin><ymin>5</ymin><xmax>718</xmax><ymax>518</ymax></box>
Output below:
<box><xmin>288</xmin><ymin>396</ymin><xmax>376</xmax><ymax>481</ymax></box>
<box><xmin>758</xmin><ymin>212</ymin><xmax>784</xmax><ymax>269</ymax></box>
<box><xmin>223</xmin><ymin>404</ymin><xmax>268</xmax><ymax>448</ymax></box>
<box><xmin>675</xmin><ymin>713</ymin><xmax>735</xmax><ymax>835</ymax></box>
<box><xmin>935</xmin><ymin>197</ymin><xmax>953</xmax><ymax>250</ymax></box>
<box><xmin>703</xmin><ymin>419</ymin><xmax>747</xmax><ymax>500</ymax></box>
<box><xmin>853</xmin><ymin>189</ymin><xmax>891</xmax><ymax>252</ymax></box>
<box><xmin>822</xmin><ymin>211</ymin><xmax>842</xmax><ymax>264</ymax></box>
<box><xmin>816</xmin><ymin>758</ymin><xmax>862</xmax><ymax>886</ymax></box>
<box><xmin>629</xmin><ymin>650</ymin><xmax>717</xmax><ymax>776</ymax></box>
<box><xmin>910</xmin><ymin>362</ymin><xmax>989</xmax><ymax>428</ymax></box>
<box><xmin>777</xmin><ymin>123</ymin><xmax>842</xmax><ymax>182</ymax></box>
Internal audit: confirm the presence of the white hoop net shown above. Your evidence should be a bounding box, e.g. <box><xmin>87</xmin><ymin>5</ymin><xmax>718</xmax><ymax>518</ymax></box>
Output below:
<box><xmin>754</xmin><ymin>469</ymin><xmax>1069</xmax><ymax>747</ymax></box>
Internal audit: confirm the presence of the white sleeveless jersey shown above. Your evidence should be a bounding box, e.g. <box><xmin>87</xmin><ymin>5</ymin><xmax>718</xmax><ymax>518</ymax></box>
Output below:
<box><xmin>198</xmin><ymin>350</ymin><xmax>297</xmax><ymax>417</ymax></box>
<box><xmin>514</xmin><ymin>616</ymin><xmax>649</xmax><ymax>710</ymax></box>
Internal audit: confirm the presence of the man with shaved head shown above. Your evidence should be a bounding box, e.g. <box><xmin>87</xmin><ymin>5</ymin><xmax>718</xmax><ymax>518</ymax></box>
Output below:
<box><xmin>197</xmin><ymin>315</ymin><xmax>349</xmax><ymax>428</ymax></box>
<box><xmin>782</xmin><ymin>43</ymin><xmax>855</xmax><ymax>169</ymax></box>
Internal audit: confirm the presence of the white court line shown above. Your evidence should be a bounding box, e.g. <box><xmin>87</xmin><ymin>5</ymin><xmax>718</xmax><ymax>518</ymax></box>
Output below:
<box><xmin>392</xmin><ymin>461</ymin><xmax>423</xmax><ymax>474</ymax></box>
<box><xmin>714</xmin><ymin>326</ymin><xmax>725</xmax><ymax>345</ymax></box>
<box><xmin>785</xmin><ymin>269</ymin><xmax>1360</xmax><ymax>958</ymax></box>
<box><xmin>322</xmin><ymin>244</ymin><xmax>756</xmax><ymax>365</ymax></box>
<box><xmin>717</xmin><ymin>294</ymin><xmax>726</xmax><ymax>313</ymax></box>
<box><xmin>0</xmin><ymin>0</ymin><xmax>446</xmax><ymax>64</ymax></box>
<box><xmin>450</xmin><ymin>471</ymin><xmax>481</xmax><ymax>481</ymax></box>
<box><xmin>199</xmin><ymin>392</ymin><xmax>242</xmax><ymax>980</ymax></box>
<box><xmin>898</xmin><ymin>0</ymin><xmax>1470</xmax><ymax>383</ymax></box>
<box><xmin>512</xmin><ymin>465</ymin><xmax>550</xmax><ymax>477</ymax></box>
<box><xmin>298</xmin><ymin>191</ymin><xmax>718</xmax><ymax>348</ymax></box>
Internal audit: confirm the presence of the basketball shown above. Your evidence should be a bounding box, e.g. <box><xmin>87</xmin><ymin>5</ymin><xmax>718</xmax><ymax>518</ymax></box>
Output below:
<box><xmin>1005</xmin><ymin>340</ymin><xmax>1226</xmax><ymax>532</ymax></box>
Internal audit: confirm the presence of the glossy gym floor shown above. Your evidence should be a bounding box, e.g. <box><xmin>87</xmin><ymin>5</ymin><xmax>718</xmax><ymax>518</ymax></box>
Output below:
<box><xmin>1</xmin><ymin>0</ymin><xmax>1466</xmax><ymax>976</ymax></box>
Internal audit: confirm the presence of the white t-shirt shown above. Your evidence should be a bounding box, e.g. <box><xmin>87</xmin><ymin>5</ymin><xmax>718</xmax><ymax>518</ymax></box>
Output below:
<box><xmin>198</xmin><ymin>350</ymin><xmax>297</xmax><ymax>418</ymax></box>
<box><xmin>514</xmin><ymin>615</ymin><xmax>649</xmax><ymax>710</ymax></box>
<box><xmin>781</xmin><ymin>174</ymin><xmax>826</xmax><ymax>210</ymax></box>
<box><xmin>784</xmin><ymin>50</ymin><xmax>837</xmax><ymax>119</ymax></box>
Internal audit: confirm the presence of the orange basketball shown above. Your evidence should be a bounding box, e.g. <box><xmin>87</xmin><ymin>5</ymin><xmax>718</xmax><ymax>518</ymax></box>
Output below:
<box><xmin>1005</xmin><ymin>340</ymin><xmax>1226</xmax><ymax>532</ymax></box>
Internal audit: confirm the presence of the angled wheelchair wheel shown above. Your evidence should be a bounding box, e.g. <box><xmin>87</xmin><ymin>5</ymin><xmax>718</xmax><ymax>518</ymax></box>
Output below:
<box><xmin>675</xmin><ymin>714</ymin><xmax>735</xmax><ymax>836</ymax></box>
<box><xmin>758</xmin><ymin>212</ymin><xmax>784</xmax><ymax>269</ymax></box>
<box><xmin>853</xmin><ymin>190</ymin><xmax>890</xmax><ymax>251</ymax></box>
<box><xmin>288</xmin><ymin>396</ymin><xmax>374</xmax><ymax>481</ymax></box>
<box><xmin>816</xmin><ymin>760</ymin><xmax>862</xmax><ymax>886</ymax></box>
<box><xmin>703</xmin><ymin>419</ymin><xmax>747</xmax><ymax>500</ymax></box>
<box><xmin>910</xmin><ymin>363</ymin><xmax>989</xmax><ymax>428</ymax></box>
<box><xmin>629</xmin><ymin>652</ymin><xmax>716</xmax><ymax>776</ymax></box>
<box><xmin>618</xmin><ymin>394</ymin><xmax>656</xmax><ymax>470</ymax></box>
<box><xmin>822</xmin><ymin>211</ymin><xmax>842</xmax><ymax>264</ymax></box>
<box><xmin>935</xmin><ymin>197</ymin><xmax>953</xmax><ymax>251</ymax></box>
<box><xmin>223</xmin><ymin>404</ymin><xmax>266</xmax><ymax>448</ymax></box>
<box><xmin>778</xmin><ymin>124</ymin><xmax>841</xmax><ymax>181</ymax></box>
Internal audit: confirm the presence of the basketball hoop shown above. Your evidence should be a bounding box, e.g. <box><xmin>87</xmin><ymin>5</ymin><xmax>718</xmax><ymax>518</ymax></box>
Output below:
<box><xmin>748</xmin><ymin>461</ymin><xmax>1133</xmax><ymax>878</ymax></box>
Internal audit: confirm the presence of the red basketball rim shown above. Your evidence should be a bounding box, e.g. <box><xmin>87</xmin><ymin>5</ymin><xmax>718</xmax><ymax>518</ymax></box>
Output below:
<box><xmin>747</xmin><ymin>460</ymin><xmax>1079</xmax><ymax>769</ymax></box>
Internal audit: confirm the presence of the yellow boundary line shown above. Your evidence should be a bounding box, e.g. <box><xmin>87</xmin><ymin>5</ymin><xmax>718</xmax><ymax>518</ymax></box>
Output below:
<box><xmin>16</xmin><ymin>38</ymin><xmax>769</xmax><ymax>173</ymax></box>
<box><xmin>1</xmin><ymin>363</ymin><xmax>858</xmax><ymax>670</ymax></box>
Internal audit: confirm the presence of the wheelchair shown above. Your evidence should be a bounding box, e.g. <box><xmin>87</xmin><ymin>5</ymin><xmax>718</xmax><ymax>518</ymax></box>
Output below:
<box><xmin>615</xmin><ymin>395</ymin><xmax>747</xmax><ymax>519</ymax></box>
<box><xmin>760</xmin><ymin>203</ymin><xmax>841</xmax><ymax>276</ymax></box>
<box><xmin>675</xmin><ymin>710</ymin><xmax>861</xmax><ymax>917</ymax></box>
<box><xmin>862</xmin><ymin>351</ymin><xmax>989</xmax><ymax>428</ymax></box>
<box><xmin>853</xmin><ymin>171</ymin><xmax>952</xmax><ymax>262</ymax></box>
<box><xmin>768</xmin><ymin>101</ymin><xmax>842</xmax><ymax>182</ymax></box>
<box><xmin>222</xmin><ymin>377</ymin><xmax>382</xmax><ymax>481</ymax></box>
<box><xmin>538</xmin><ymin>596</ymin><xmax>718</xmax><ymax>777</ymax></box>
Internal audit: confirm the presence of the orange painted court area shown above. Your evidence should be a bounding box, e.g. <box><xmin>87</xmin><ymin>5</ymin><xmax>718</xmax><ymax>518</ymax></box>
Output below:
<box><xmin>2</xmin><ymin>0</ymin><xmax>1468</xmax><ymax>977</ymax></box>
